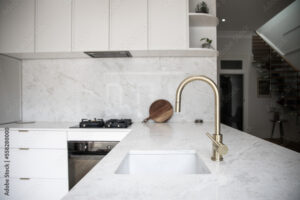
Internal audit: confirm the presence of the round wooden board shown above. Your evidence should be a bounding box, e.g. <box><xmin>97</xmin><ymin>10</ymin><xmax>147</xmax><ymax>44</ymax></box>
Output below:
<box><xmin>143</xmin><ymin>99</ymin><xmax>173</xmax><ymax>123</ymax></box>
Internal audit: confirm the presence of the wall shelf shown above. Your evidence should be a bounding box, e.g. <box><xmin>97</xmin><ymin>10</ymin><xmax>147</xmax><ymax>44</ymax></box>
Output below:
<box><xmin>189</xmin><ymin>13</ymin><xmax>219</xmax><ymax>27</ymax></box>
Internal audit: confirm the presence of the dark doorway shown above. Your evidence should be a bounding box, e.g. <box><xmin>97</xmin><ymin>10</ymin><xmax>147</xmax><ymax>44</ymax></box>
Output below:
<box><xmin>220</xmin><ymin>74</ymin><xmax>244</xmax><ymax>131</ymax></box>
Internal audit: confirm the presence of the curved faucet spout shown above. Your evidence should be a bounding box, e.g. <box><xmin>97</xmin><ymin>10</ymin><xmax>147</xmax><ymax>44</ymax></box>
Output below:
<box><xmin>175</xmin><ymin>75</ymin><xmax>227</xmax><ymax>161</ymax></box>
<box><xmin>175</xmin><ymin>75</ymin><xmax>220</xmax><ymax>135</ymax></box>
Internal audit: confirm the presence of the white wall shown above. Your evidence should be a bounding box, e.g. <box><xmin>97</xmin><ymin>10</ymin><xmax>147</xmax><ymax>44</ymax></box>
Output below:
<box><xmin>22</xmin><ymin>57</ymin><xmax>217</xmax><ymax>122</ymax></box>
<box><xmin>0</xmin><ymin>55</ymin><xmax>22</xmax><ymax>123</ymax></box>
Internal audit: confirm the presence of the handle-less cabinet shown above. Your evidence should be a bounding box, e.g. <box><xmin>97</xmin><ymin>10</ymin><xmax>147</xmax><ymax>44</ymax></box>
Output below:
<box><xmin>148</xmin><ymin>0</ymin><xmax>187</xmax><ymax>50</ymax></box>
<box><xmin>0</xmin><ymin>0</ymin><xmax>35</xmax><ymax>53</ymax></box>
<box><xmin>72</xmin><ymin>0</ymin><xmax>109</xmax><ymax>51</ymax></box>
<box><xmin>110</xmin><ymin>0</ymin><xmax>148</xmax><ymax>50</ymax></box>
<box><xmin>36</xmin><ymin>0</ymin><xmax>72</xmax><ymax>52</ymax></box>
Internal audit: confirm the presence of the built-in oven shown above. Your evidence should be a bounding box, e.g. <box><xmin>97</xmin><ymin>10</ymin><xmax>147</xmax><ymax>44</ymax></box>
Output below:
<box><xmin>68</xmin><ymin>141</ymin><xmax>118</xmax><ymax>189</ymax></box>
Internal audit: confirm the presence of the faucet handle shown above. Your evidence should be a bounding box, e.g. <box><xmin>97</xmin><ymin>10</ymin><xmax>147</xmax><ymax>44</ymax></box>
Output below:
<box><xmin>206</xmin><ymin>133</ymin><xmax>228</xmax><ymax>155</ymax></box>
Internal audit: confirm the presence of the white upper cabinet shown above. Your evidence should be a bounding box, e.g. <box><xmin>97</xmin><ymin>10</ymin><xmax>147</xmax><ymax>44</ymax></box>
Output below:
<box><xmin>72</xmin><ymin>0</ymin><xmax>109</xmax><ymax>51</ymax></box>
<box><xmin>0</xmin><ymin>0</ymin><xmax>216</xmax><ymax>57</ymax></box>
<box><xmin>148</xmin><ymin>0</ymin><xmax>187</xmax><ymax>50</ymax></box>
<box><xmin>0</xmin><ymin>0</ymin><xmax>35</xmax><ymax>53</ymax></box>
<box><xmin>110</xmin><ymin>0</ymin><xmax>148</xmax><ymax>50</ymax></box>
<box><xmin>36</xmin><ymin>0</ymin><xmax>72</xmax><ymax>52</ymax></box>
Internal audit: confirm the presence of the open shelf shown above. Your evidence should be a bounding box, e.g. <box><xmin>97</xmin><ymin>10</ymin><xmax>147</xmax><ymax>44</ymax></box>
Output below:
<box><xmin>188</xmin><ymin>0</ymin><xmax>216</xmax><ymax>16</ymax></box>
<box><xmin>189</xmin><ymin>13</ymin><xmax>219</xmax><ymax>27</ymax></box>
<box><xmin>187</xmin><ymin>2</ymin><xmax>217</xmax><ymax>50</ymax></box>
<box><xmin>189</xmin><ymin>26</ymin><xmax>216</xmax><ymax>49</ymax></box>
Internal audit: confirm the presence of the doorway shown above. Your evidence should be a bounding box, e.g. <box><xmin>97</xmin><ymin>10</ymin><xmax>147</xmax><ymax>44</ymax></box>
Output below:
<box><xmin>220</xmin><ymin>74</ymin><xmax>244</xmax><ymax>131</ymax></box>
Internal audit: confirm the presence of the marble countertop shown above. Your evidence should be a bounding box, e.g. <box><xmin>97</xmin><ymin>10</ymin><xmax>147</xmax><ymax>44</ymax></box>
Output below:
<box><xmin>0</xmin><ymin>122</ymin><xmax>131</xmax><ymax>132</ymax></box>
<box><xmin>0</xmin><ymin>121</ymin><xmax>75</xmax><ymax>130</ymax></box>
<box><xmin>61</xmin><ymin>122</ymin><xmax>300</xmax><ymax>200</ymax></box>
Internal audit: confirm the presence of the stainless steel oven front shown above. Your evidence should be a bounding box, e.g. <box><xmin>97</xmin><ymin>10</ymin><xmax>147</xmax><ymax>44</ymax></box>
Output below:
<box><xmin>68</xmin><ymin>141</ymin><xmax>118</xmax><ymax>189</ymax></box>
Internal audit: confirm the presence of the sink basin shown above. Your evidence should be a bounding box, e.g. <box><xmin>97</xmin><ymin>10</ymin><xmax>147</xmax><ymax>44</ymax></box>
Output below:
<box><xmin>115</xmin><ymin>150</ymin><xmax>210</xmax><ymax>175</ymax></box>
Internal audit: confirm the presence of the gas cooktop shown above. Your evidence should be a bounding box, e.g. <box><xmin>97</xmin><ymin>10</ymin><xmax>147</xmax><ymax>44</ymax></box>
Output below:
<box><xmin>70</xmin><ymin>119</ymin><xmax>132</xmax><ymax>129</ymax></box>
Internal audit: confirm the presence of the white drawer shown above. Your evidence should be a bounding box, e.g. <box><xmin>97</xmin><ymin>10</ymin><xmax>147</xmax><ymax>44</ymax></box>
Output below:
<box><xmin>0</xmin><ymin>178</ymin><xmax>68</xmax><ymax>200</ymax></box>
<box><xmin>68</xmin><ymin>130</ymin><xmax>130</xmax><ymax>141</ymax></box>
<box><xmin>0</xmin><ymin>148</ymin><xmax>68</xmax><ymax>179</ymax></box>
<box><xmin>0</xmin><ymin>129</ymin><xmax>67</xmax><ymax>149</ymax></box>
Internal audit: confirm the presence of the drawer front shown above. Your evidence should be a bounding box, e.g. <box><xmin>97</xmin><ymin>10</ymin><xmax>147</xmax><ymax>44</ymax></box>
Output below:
<box><xmin>0</xmin><ymin>149</ymin><xmax>68</xmax><ymax>179</ymax></box>
<box><xmin>0</xmin><ymin>130</ymin><xmax>67</xmax><ymax>149</ymax></box>
<box><xmin>0</xmin><ymin>178</ymin><xmax>68</xmax><ymax>200</ymax></box>
<box><xmin>68</xmin><ymin>131</ymin><xmax>129</xmax><ymax>141</ymax></box>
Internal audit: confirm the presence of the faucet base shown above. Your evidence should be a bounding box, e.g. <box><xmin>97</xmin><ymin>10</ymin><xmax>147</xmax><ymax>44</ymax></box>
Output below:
<box><xmin>211</xmin><ymin>133</ymin><xmax>224</xmax><ymax>162</ymax></box>
<box><xmin>211</xmin><ymin>155</ymin><xmax>223</xmax><ymax>161</ymax></box>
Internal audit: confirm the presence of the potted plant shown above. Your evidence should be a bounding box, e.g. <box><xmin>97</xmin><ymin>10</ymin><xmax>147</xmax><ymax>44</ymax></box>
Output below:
<box><xmin>195</xmin><ymin>1</ymin><xmax>209</xmax><ymax>14</ymax></box>
<box><xmin>200</xmin><ymin>38</ymin><xmax>212</xmax><ymax>48</ymax></box>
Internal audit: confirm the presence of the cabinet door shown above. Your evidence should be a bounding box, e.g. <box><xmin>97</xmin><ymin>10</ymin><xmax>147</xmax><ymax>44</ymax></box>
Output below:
<box><xmin>110</xmin><ymin>0</ymin><xmax>147</xmax><ymax>50</ymax></box>
<box><xmin>36</xmin><ymin>0</ymin><xmax>72</xmax><ymax>52</ymax></box>
<box><xmin>0</xmin><ymin>130</ymin><xmax>67</xmax><ymax>149</ymax></box>
<box><xmin>148</xmin><ymin>0</ymin><xmax>187</xmax><ymax>49</ymax></box>
<box><xmin>72</xmin><ymin>0</ymin><xmax>109</xmax><ymax>51</ymax></box>
<box><xmin>0</xmin><ymin>149</ymin><xmax>68</xmax><ymax>179</ymax></box>
<box><xmin>0</xmin><ymin>0</ymin><xmax>35</xmax><ymax>53</ymax></box>
<box><xmin>0</xmin><ymin>178</ymin><xmax>68</xmax><ymax>200</ymax></box>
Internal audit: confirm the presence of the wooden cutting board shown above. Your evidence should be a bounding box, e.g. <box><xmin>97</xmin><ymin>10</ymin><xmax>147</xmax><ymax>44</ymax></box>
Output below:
<box><xmin>143</xmin><ymin>99</ymin><xmax>173</xmax><ymax>123</ymax></box>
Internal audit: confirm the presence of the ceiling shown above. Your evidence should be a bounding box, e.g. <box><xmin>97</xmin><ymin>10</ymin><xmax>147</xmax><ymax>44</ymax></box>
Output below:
<box><xmin>217</xmin><ymin>0</ymin><xmax>295</xmax><ymax>31</ymax></box>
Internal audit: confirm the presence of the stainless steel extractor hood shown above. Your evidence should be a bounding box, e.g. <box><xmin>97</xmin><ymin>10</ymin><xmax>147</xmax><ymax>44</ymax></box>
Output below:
<box><xmin>84</xmin><ymin>51</ymin><xmax>132</xmax><ymax>58</ymax></box>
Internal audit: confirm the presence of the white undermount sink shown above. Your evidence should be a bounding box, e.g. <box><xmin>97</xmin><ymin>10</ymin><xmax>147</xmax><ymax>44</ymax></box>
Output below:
<box><xmin>115</xmin><ymin>150</ymin><xmax>210</xmax><ymax>175</ymax></box>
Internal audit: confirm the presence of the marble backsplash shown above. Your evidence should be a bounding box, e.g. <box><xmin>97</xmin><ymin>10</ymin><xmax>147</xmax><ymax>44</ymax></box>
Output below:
<box><xmin>22</xmin><ymin>57</ymin><xmax>216</xmax><ymax>122</ymax></box>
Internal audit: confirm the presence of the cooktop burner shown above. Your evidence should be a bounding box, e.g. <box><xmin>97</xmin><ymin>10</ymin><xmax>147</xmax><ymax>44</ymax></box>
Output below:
<box><xmin>70</xmin><ymin>118</ymin><xmax>132</xmax><ymax>129</ymax></box>
<box><xmin>105</xmin><ymin>119</ymin><xmax>132</xmax><ymax>128</ymax></box>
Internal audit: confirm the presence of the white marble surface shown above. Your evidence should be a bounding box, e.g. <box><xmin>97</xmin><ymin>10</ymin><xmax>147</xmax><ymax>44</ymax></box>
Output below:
<box><xmin>0</xmin><ymin>121</ymin><xmax>132</xmax><ymax>133</ymax></box>
<box><xmin>62</xmin><ymin>122</ymin><xmax>300</xmax><ymax>200</ymax></box>
<box><xmin>22</xmin><ymin>57</ymin><xmax>217</xmax><ymax>122</ymax></box>
<box><xmin>0</xmin><ymin>121</ymin><xmax>75</xmax><ymax>130</ymax></box>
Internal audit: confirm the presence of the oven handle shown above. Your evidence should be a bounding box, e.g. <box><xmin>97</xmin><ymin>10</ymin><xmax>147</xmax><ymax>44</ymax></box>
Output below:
<box><xmin>69</xmin><ymin>151</ymin><xmax>109</xmax><ymax>156</ymax></box>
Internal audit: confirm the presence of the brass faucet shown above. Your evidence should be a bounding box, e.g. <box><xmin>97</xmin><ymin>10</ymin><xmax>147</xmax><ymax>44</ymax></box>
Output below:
<box><xmin>175</xmin><ymin>75</ymin><xmax>228</xmax><ymax>161</ymax></box>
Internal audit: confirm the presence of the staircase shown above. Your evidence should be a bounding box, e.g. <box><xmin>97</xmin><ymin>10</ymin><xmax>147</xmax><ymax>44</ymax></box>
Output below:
<box><xmin>256</xmin><ymin>0</ymin><xmax>300</xmax><ymax>71</ymax></box>
<box><xmin>252</xmin><ymin>34</ymin><xmax>300</xmax><ymax>113</ymax></box>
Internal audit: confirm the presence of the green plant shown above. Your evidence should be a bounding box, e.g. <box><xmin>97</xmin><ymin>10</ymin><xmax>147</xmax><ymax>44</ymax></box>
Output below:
<box><xmin>195</xmin><ymin>1</ymin><xmax>209</xmax><ymax>13</ymax></box>
<box><xmin>200</xmin><ymin>38</ymin><xmax>212</xmax><ymax>48</ymax></box>
<box><xmin>200</xmin><ymin>38</ymin><xmax>212</xmax><ymax>44</ymax></box>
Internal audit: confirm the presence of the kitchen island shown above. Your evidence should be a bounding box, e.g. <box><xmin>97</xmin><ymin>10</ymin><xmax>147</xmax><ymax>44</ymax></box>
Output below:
<box><xmin>61</xmin><ymin>122</ymin><xmax>300</xmax><ymax>200</ymax></box>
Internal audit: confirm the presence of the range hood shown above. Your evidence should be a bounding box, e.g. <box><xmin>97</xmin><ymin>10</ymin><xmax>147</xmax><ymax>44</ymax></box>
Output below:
<box><xmin>84</xmin><ymin>51</ymin><xmax>132</xmax><ymax>58</ymax></box>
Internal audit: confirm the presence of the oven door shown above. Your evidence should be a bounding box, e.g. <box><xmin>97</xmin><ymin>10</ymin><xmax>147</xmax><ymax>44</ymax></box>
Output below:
<box><xmin>68</xmin><ymin>141</ymin><xmax>118</xmax><ymax>189</ymax></box>
<box><xmin>68</xmin><ymin>154</ymin><xmax>104</xmax><ymax>189</ymax></box>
